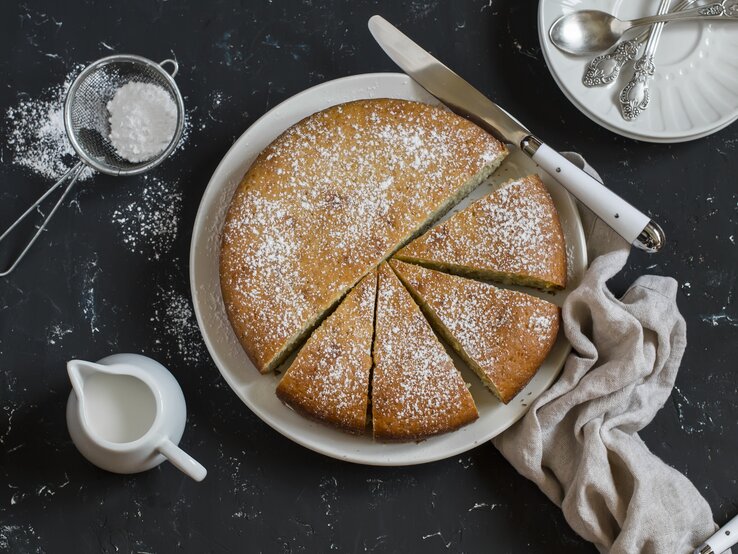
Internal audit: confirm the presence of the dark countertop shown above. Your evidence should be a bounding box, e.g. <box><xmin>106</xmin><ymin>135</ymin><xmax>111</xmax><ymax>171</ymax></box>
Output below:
<box><xmin>0</xmin><ymin>1</ymin><xmax>735</xmax><ymax>552</ymax></box>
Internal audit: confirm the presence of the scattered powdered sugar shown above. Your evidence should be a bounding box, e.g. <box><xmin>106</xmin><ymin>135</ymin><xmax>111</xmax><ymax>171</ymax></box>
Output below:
<box><xmin>0</xmin><ymin>524</ymin><xmax>41</xmax><ymax>552</ymax></box>
<box><xmin>372</xmin><ymin>264</ymin><xmax>476</xmax><ymax>437</ymax></box>
<box><xmin>79</xmin><ymin>255</ymin><xmax>102</xmax><ymax>334</ymax></box>
<box><xmin>526</xmin><ymin>313</ymin><xmax>556</xmax><ymax>336</ymax></box>
<box><xmin>47</xmin><ymin>323</ymin><xmax>73</xmax><ymax>346</ymax></box>
<box><xmin>111</xmin><ymin>176</ymin><xmax>182</xmax><ymax>260</ymax></box>
<box><xmin>5</xmin><ymin>65</ymin><xmax>94</xmax><ymax>181</ymax></box>
<box><xmin>151</xmin><ymin>285</ymin><xmax>206</xmax><ymax>365</ymax></box>
<box><xmin>174</xmin><ymin>107</ymin><xmax>193</xmax><ymax>153</ymax></box>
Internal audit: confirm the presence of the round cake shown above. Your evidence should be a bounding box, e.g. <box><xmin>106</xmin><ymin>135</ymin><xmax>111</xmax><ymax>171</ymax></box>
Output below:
<box><xmin>220</xmin><ymin>98</ymin><xmax>508</xmax><ymax>374</ymax></box>
<box><xmin>219</xmin><ymin>98</ymin><xmax>566</xmax><ymax>442</ymax></box>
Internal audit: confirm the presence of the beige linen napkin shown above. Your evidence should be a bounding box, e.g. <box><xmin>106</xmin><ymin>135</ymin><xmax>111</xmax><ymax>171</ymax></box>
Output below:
<box><xmin>493</xmin><ymin>154</ymin><xmax>721</xmax><ymax>554</ymax></box>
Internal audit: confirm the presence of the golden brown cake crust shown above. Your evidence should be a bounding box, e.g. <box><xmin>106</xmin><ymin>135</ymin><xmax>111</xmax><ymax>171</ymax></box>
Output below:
<box><xmin>275</xmin><ymin>271</ymin><xmax>377</xmax><ymax>434</ymax></box>
<box><xmin>390</xmin><ymin>260</ymin><xmax>560</xmax><ymax>404</ymax></box>
<box><xmin>372</xmin><ymin>263</ymin><xmax>478</xmax><ymax>442</ymax></box>
<box><xmin>395</xmin><ymin>174</ymin><xmax>567</xmax><ymax>291</ymax></box>
<box><xmin>220</xmin><ymin>98</ymin><xmax>508</xmax><ymax>372</ymax></box>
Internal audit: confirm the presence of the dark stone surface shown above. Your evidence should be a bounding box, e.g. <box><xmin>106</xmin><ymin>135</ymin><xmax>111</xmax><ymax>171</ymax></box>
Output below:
<box><xmin>0</xmin><ymin>1</ymin><xmax>735</xmax><ymax>552</ymax></box>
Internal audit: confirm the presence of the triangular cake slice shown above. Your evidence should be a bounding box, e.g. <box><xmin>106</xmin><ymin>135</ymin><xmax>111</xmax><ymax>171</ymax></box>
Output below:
<box><xmin>395</xmin><ymin>174</ymin><xmax>567</xmax><ymax>291</ymax></box>
<box><xmin>276</xmin><ymin>270</ymin><xmax>377</xmax><ymax>434</ymax></box>
<box><xmin>372</xmin><ymin>263</ymin><xmax>478</xmax><ymax>441</ymax></box>
<box><xmin>390</xmin><ymin>260</ymin><xmax>559</xmax><ymax>404</ymax></box>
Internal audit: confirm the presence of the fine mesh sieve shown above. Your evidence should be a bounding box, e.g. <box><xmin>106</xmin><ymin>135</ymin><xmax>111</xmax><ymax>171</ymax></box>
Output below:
<box><xmin>65</xmin><ymin>55</ymin><xmax>185</xmax><ymax>175</ymax></box>
<box><xmin>0</xmin><ymin>54</ymin><xmax>185</xmax><ymax>276</ymax></box>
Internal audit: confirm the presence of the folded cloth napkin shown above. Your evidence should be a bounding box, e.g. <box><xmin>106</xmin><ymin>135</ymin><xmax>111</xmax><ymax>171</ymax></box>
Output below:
<box><xmin>493</xmin><ymin>154</ymin><xmax>721</xmax><ymax>554</ymax></box>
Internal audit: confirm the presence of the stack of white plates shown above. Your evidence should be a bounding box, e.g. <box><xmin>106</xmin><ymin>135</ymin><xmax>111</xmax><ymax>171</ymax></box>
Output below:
<box><xmin>538</xmin><ymin>0</ymin><xmax>738</xmax><ymax>143</ymax></box>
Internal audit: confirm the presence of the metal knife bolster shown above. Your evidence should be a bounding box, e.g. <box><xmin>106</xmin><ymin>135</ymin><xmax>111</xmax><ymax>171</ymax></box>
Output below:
<box><xmin>520</xmin><ymin>135</ymin><xmax>543</xmax><ymax>157</ymax></box>
<box><xmin>634</xmin><ymin>220</ymin><xmax>666</xmax><ymax>253</ymax></box>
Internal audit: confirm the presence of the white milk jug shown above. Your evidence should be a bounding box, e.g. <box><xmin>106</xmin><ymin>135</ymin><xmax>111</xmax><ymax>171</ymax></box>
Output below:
<box><xmin>66</xmin><ymin>353</ymin><xmax>206</xmax><ymax>481</ymax></box>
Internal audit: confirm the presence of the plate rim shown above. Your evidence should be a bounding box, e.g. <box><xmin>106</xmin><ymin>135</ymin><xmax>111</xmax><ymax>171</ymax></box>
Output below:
<box><xmin>537</xmin><ymin>0</ymin><xmax>738</xmax><ymax>143</ymax></box>
<box><xmin>189</xmin><ymin>72</ymin><xmax>587</xmax><ymax>466</ymax></box>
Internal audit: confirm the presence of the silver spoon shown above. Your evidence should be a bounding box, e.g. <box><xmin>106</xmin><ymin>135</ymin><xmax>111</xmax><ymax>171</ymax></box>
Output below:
<box><xmin>550</xmin><ymin>2</ymin><xmax>728</xmax><ymax>55</ymax></box>
<box><xmin>582</xmin><ymin>0</ymin><xmax>696</xmax><ymax>87</ymax></box>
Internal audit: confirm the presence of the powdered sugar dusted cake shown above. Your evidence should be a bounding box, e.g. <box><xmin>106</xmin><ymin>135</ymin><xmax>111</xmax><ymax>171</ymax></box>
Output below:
<box><xmin>395</xmin><ymin>174</ymin><xmax>567</xmax><ymax>291</ymax></box>
<box><xmin>276</xmin><ymin>270</ymin><xmax>376</xmax><ymax>434</ymax></box>
<box><xmin>372</xmin><ymin>263</ymin><xmax>478</xmax><ymax>441</ymax></box>
<box><xmin>220</xmin><ymin>98</ymin><xmax>508</xmax><ymax>372</ymax></box>
<box><xmin>390</xmin><ymin>260</ymin><xmax>559</xmax><ymax>404</ymax></box>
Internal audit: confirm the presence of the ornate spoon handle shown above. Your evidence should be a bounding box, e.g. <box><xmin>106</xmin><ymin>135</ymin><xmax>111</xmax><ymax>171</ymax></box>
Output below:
<box><xmin>619</xmin><ymin>0</ymin><xmax>671</xmax><ymax>120</ymax></box>
<box><xmin>583</xmin><ymin>39</ymin><xmax>640</xmax><ymax>87</ymax></box>
<box><xmin>582</xmin><ymin>0</ymin><xmax>695</xmax><ymax>88</ymax></box>
<box><xmin>627</xmin><ymin>2</ymin><xmax>725</xmax><ymax>27</ymax></box>
<box><xmin>725</xmin><ymin>0</ymin><xmax>738</xmax><ymax>17</ymax></box>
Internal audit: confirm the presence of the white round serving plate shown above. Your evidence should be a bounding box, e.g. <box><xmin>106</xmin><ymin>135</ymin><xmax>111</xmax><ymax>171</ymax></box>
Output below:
<box><xmin>538</xmin><ymin>0</ymin><xmax>738</xmax><ymax>143</ymax></box>
<box><xmin>190</xmin><ymin>73</ymin><xmax>588</xmax><ymax>466</ymax></box>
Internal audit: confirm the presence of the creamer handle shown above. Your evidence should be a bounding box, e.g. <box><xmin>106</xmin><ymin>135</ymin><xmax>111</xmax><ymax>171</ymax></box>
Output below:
<box><xmin>157</xmin><ymin>438</ymin><xmax>207</xmax><ymax>482</ymax></box>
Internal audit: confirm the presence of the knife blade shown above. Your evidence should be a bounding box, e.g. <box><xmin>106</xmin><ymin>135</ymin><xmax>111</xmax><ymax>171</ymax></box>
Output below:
<box><xmin>368</xmin><ymin>15</ymin><xmax>665</xmax><ymax>253</ymax></box>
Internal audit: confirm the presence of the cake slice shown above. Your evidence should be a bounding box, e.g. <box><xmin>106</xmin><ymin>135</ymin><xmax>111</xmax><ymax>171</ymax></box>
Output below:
<box><xmin>372</xmin><ymin>263</ymin><xmax>478</xmax><ymax>441</ymax></box>
<box><xmin>276</xmin><ymin>270</ymin><xmax>377</xmax><ymax>434</ymax></box>
<box><xmin>390</xmin><ymin>260</ymin><xmax>559</xmax><ymax>404</ymax></box>
<box><xmin>395</xmin><ymin>174</ymin><xmax>567</xmax><ymax>291</ymax></box>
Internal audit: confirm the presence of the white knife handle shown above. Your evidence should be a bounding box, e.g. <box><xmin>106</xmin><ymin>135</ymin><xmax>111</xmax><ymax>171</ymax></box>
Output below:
<box><xmin>523</xmin><ymin>136</ymin><xmax>664</xmax><ymax>252</ymax></box>
<box><xmin>694</xmin><ymin>514</ymin><xmax>738</xmax><ymax>554</ymax></box>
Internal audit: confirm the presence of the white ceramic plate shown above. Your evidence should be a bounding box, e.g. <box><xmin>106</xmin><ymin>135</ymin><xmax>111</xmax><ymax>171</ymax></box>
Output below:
<box><xmin>190</xmin><ymin>73</ymin><xmax>588</xmax><ymax>466</ymax></box>
<box><xmin>538</xmin><ymin>0</ymin><xmax>738</xmax><ymax>143</ymax></box>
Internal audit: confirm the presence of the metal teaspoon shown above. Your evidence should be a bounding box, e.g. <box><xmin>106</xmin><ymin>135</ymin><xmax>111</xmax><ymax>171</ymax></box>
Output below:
<box><xmin>550</xmin><ymin>2</ymin><xmax>728</xmax><ymax>55</ymax></box>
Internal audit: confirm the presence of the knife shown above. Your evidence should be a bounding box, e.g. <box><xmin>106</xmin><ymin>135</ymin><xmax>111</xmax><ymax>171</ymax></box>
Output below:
<box><xmin>368</xmin><ymin>15</ymin><xmax>665</xmax><ymax>253</ymax></box>
<box><xmin>693</xmin><ymin>513</ymin><xmax>738</xmax><ymax>554</ymax></box>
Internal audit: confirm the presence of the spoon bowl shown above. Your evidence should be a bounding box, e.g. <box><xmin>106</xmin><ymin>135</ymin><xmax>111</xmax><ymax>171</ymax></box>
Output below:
<box><xmin>550</xmin><ymin>10</ymin><xmax>625</xmax><ymax>55</ymax></box>
<box><xmin>549</xmin><ymin>3</ymin><xmax>729</xmax><ymax>55</ymax></box>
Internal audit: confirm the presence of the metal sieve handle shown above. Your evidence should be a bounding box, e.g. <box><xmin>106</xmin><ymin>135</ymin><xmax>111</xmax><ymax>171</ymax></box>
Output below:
<box><xmin>159</xmin><ymin>59</ymin><xmax>179</xmax><ymax>78</ymax></box>
<box><xmin>0</xmin><ymin>161</ymin><xmax>85</xmax><ymax>277</ymax></box>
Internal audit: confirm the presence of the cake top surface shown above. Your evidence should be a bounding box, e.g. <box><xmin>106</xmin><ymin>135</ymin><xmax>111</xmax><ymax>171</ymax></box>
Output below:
<box><xmin>220</xmin><ymin>98</ymin><xmax>507</xmax><ymax>370</ymax></box>
<box><xmin>372</xmin><ymin>263</ymin><xmax>477</xmax><ymax>439</ymax></box>
<box><xmin>396</xmin><ymin>174</ymin><xmax>566</xmax><ymax>288</ymax></box>
<box><xmin>391</xmin><ymin>260</ymin><xmax>559</xmax><ymax>403</ymax></box>
<box><xmin>276</xmin><ymin>270</ymin><xmax>376</xmax><ymax>432</ymax></box>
